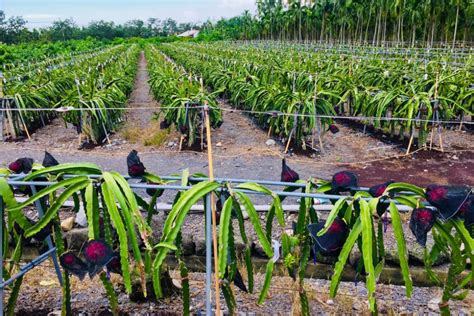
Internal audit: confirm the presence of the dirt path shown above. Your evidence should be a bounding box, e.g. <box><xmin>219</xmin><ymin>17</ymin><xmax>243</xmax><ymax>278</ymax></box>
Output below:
<box><xmin>12</xmin><ymin>262</ymin><xmax>474</xmax><ymax>315</ymax></box>
<box><xmin>122</xmin><ymin>51</ymin><xmax>158</xmax><ymax>129</ymax></box>
<box><xmin>109</xmin><ymin>51</ymin><xmax>169</xmax><ymax>149</ymax></box>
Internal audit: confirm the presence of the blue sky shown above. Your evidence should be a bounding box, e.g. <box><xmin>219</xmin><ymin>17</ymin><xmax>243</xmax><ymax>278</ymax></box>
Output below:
<box><xmin>1</xmin><ymin>0</ymin><xmax>256</xmax><ymax>27</ymax></box>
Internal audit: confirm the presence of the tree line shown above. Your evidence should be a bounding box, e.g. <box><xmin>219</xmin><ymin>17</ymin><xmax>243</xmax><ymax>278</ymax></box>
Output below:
<box><xmin>0</xmin><ymin>11</ymin><xmax>198</xmax><ymax>44</ymax></box>
<box><xmin>200</xmin><ymin>0</ymin><xmax>473</xmax><ymax>47</ymax></box>
<box><xmin>2</xmin><ymin>0</ymin><xmax>473</xmax><ymax>47</ymax></box>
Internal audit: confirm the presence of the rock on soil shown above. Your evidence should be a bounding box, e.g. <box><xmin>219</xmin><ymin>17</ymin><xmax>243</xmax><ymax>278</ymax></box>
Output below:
<box><xmin>265</xmin><ymin>139</ymin><xmax>276</xmax><ymax>146</ymax></box>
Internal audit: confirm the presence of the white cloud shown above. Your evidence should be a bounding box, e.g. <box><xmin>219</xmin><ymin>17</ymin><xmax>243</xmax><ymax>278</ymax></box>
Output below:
<box><xmin>24</xmin><ymin>13</ymin><xmax>59</xmax><ymax>20</ymax></box>
<box><xmin>182</xmin><ymin>10</ymin><xmax>199</xmax><ymax>21</ymax></box>
<box><xmin>217</xmin><ymin>0</ymin><xmax>255</xmax><ymax>11</ymax></box>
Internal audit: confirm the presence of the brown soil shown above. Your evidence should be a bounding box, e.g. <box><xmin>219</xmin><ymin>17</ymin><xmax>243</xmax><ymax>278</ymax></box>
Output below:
<box><xmin>352</xmin><ymin>149</ymin><xmax>474</xmax><ymax>186</ymax></box>
<box><xmin>10</xmin><ymin>261</ymin><xmax>474</xmax><ymax>315</ymax></box>
<box><xmin>123</xmin><ymin>51</ymin><xmax>158</xmax><ymax>127</ymax></box>
<box><xmin>209</xmin><ymin>102</ymin><xmax>280</xmax><ymax>156</ymax></box>
<box><xmin>116</xmin><ymin>51</ymin><xmax>169</xmax><ymax>148</ymax></box>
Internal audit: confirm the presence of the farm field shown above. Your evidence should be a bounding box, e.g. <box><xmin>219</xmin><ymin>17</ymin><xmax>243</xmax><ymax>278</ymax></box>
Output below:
<box><xmin>0</xmin><ymin>4</ymin><xmax>473</xmax><ymax>314</ymax></box>
<box><xmin>2</xmin><ymin>42</ymin><xmax>473</xmax><ymax>186</ymax></box>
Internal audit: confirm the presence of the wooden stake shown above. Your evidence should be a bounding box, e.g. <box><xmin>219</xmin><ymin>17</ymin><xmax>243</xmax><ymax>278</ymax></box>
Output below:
<box><xmin>312</xmin><ymin>75</ymin><xmax>324</xmax><ymax>153</ymax></box>
<box><xmin>437</xmin><ymin>111</ymin><xmax>444</xmax><ymax>152</ymax></box>
<box><xmin>435</xmin><ymin>72</ymin><xmax>444</xmax><ymax>152</ymax></box>
<box><xmin>438</xmin><ymin>131</ymin><xmax>444</xmax><ymax>152</ymax></box>
<box><xmin>178</xmin><ymin>135</ymin><xmax>184</xmax><ymax>152</ymax></box>
<box><xmin>317</xmin><ymin>119</ymin><xmax>324</xmax><ymax>154</ymax></box>
<box><xmin>203</xmin><ymin>101</ymin><xmax>221</xmax><ymax>316</ymax></box>
<box><xmin>0</xmin><ymin>72</ymin><xmax>3</xmax><ymax>98</ymax></box>
<box><xmin>406</xmin><ymin>127</ymin><xmax>414</xmax><ymax>155</ymax></box>
<box><xmin>285</xmin><ymin>109</ymin><xmax>299</xmax><ymax>154</ymax></box>
<box><xmin>0</xmin><ymin>74</ymin><xmax>4</xmax><ymax>141</ymax></box>
<box><xmin>18</xmin><ymin>109</ymin><xmax>31</xmax><ymax>140</ymax></box>
<box><xmin>0</xmin><ymin>100</ymin><xmax>4</xmax><ymax>141</ymax></box>
<box><xmin>200</xmin><ymin>78</ymin><xmax>205</xmax><ymax>151</ymax></box>
<box><xmin>285</xmin><ymin>128</ymin><xmax>294</xmax><ymax>154</ymax></box>
<box><xmin>458</xmin><ymin>113</ymin><xmax>463</xmax><ymax>131</ymax></box>
<box><xmin>429</xmin><ymin>122</ymin><xmax>435</xmax><ymax>150</ymax></box>
<box><xmin>5</xmin><ymin>101</ymin><xmax>17</xmax><ymax>139</ymax></box>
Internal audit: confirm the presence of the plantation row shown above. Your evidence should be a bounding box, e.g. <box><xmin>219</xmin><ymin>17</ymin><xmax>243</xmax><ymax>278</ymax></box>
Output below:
<box><xmin>0</xmin><ymin>153</ymin><xmax>473</xmax><ymax>315</ymax></box>
<box><xmin>2</xmin><ymin>45</ymin><xmax>139</xmax><ymax>143</ymax></box>
<box><xmin>159</xmin><ymin>42</ymin><xmax>473</xmax><ymax>149</ymax></box>
<box><xmin>3</xmin><ymin>45</ymin><xmax>109</xmax><ymax>82</ymax></box>
<box><xmin>145</xmin><ymin>45</ymin><xmax>222</xmax><ymax>147</ymax></box>
<box><xmin>2</xmin><ymin>42</ymin><xmax>472</xmax><ymax>150</ymax></box>
<box><xmin>228</xmin><ymin>41</ymin><xmax>473</xmax><ymax>64</ymax></box>
<box><xmin>0</xmin><ymin>39</ymin><xmax>107</xmax><ymax>68</ymax></box>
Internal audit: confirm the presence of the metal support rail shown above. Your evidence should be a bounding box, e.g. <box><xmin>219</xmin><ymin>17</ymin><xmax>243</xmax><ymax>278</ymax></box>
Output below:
<box><xmin>3</xmin><ymin>172</ymin><xmax>431</xmax><ymax>194</ymax></box>
<box><xmin>5</xmin><ymin>179</ymin><xmax>422</xmax><ymax>205</ymax></box>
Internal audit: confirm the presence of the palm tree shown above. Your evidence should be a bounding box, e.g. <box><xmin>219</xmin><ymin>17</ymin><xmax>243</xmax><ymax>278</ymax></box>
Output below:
<box><xmin>210</xmin><ymin>0</ymin><xmax>473</xmax><ymax>45</ymax></box>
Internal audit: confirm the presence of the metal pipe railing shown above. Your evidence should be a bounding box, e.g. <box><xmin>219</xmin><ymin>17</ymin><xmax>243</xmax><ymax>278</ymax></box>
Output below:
<box><xmin>0</xmin><ymin>248</ymin><xmax>57</xmax><ymax>289</ymax></box>
<box><xmin>205</xmin><ymin>194</ymin><xmax>212</xmax><ymax>316</ymax></box>
<box><xmin>0</xmin><ymin>173</ymin><xmax>387</xmax><ymax>192</ymax></box>
<box><xmin>5</xmin><ymin>179</ymin><xmax>421</xmax><ymax>207</ymax></box>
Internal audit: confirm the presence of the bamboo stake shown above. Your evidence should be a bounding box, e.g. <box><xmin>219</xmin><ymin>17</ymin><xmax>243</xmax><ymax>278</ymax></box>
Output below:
<box><xmin>317</xmin><ymin>118</ymin><xmax>324</xmax><ymax>154</ymax></box>
<box><xmin>429</xmin><ymin>122</ymin><xmax>435</xmax><ymax>150</ymax></box>
<box><xmin>285</xmin><ymin>110</ymin><xmax>298</xmax><ymax>154</ymax></box>
<box><xmin>18</xmin><ymin>108</ymin><xmax>31</xmax><ymax>140</ymax></box>
<box><xmin>75</xmin><ymin>79</ymin><xmax>88</xmax><ymax>146</ymax></box>
<box><xmin>5</xmin><ymin>101</ymin><xmax>17</xmax><ymax>139</ymax></box>
<box><xmin>429</xmin><ymin>73</ymin><xmax>440</xmax><ymax>150</ymax></box>
<box><xmin>438</xmin><ymin>131</ymin><xmax>444</xmax><ymax>152</ymax></box>
<box><xmin>437</xmin><ymin>111</ymin><xmax>444</xmax><ymax>152</ymax></box>
<box><xmin>458</xmin><ymin>113</ymin><xmax>463</xmax><ymax>131</ymax></box>
<box><xmin>312</xmin><ymin>75</ymin><xmax>324</xmax><ymax>154</ymax></box>
<box><xmin>267</xmin><ymin>125</ymin><xmax>272</xmax><ymax>138</ymax></box>
<box><xmin>285</xmin><ymin>128</ymin><xmax>294</xmax><ymax>154</ymax></box>
<box><xmin>0</xmin><ymin>99</ymin><xmax>4</xmax><ymax>141</ymax></box>
<box><xmin>433</xmin><ymin>74</ymin><xmax>445</xmax><ymax>152</ymax></box>
<box><xmin>203</xmin><ymin>101</ymin><xmax>221</xmax><ymax>316</ymax></box>
<box><xmin>178</xmin><ymin>135</ymin><xmax>184</xmax><ymax>152</ymax></box>
<box><xmin>406</xmin><ymin>126</ymin><xmax>414</xmax><ymax>155</ymax></box>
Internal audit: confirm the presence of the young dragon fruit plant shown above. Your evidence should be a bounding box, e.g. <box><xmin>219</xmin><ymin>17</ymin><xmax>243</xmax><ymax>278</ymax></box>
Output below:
<box><xmin>146</xmin><ymin>45</ymin><xmax>223</xmax><ymax>148</ymax></box>
<box><xmin>0</xmin><ymin>161</ymin><xmax>153</xmax><ymax>315</ymax></box>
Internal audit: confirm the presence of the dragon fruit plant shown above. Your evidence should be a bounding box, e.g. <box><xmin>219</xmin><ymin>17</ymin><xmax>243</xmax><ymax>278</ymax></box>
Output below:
<box><xmin>0</xmin><ymin>162</ymin><xmax>153</xmax><ymax>315</ymax></box>
<box><xmin>146</xmin><ymin>45</ymin><xmax>223</xmax><ymax>148</ymax></box>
